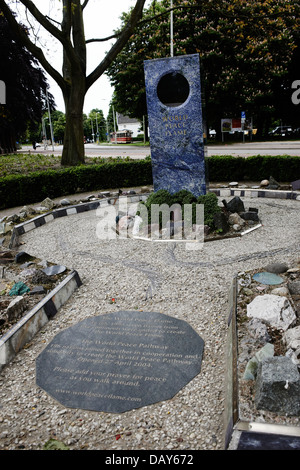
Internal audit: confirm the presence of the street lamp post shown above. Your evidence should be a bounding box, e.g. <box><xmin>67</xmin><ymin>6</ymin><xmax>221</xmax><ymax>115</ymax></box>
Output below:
<box><xmin>112</xmin><ymin>105</ymin><xmax>117</xmax><ymax>144</ymax></box>
<box><xmin>91</xmin><ymin>119</ymin><xmax>95</xmax><ymax>142</ymax></box>
<box><xmin>96</xmin><ymin>113</ymin><xmax>100</xmax><ymax>144</ymax></box>
<box><xmin>46</xmin><ymin>89</ymin><xmax>54</xmax><ymax>151</ymax></box>
<box><xmin>42</xmin><ymin>117</ymin><xmax>48</xmax><ymax>149</ymax></box>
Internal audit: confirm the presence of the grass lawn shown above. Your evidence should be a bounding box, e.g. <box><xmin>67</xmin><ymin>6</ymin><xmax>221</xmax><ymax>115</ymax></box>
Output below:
<box><xmin>0</xmin><ymin>153</ymin><xmax>63</xmax><ymax>177</ymax></box>
<box><xmin>0</xmin><ymin>153</ymin><xmax>135</xmax><ymax>178</ymax></box>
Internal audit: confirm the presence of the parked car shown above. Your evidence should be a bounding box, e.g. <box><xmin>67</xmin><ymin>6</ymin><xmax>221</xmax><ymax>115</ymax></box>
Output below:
<box><xmin>293</xmin><ymin>128</ymin><xmax>300</xmax><ymax>136</ymax></box>
<box><xmin>268</xmin><ymin>126</ymin><xmax>293</xmax><ymax>136</ymax></box>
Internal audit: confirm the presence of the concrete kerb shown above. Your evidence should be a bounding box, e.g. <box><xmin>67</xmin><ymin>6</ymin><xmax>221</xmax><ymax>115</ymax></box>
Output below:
<box><xmin>0</xmin><ymin>270</ymin><xmax>82</xmax><ymax>371</ymax></box>
<box><xmin>210</xmin><ymin>186</ymin><xmax>300</xmax><ymax>200</ymax></box>
<box><xmin>9</xmin><ymin>195</ymin><xmax>148</xmax><ymax>248</ymax></box>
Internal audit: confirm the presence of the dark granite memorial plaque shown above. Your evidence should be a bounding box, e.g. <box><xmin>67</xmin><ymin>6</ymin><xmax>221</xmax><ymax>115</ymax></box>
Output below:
<box><xmin>36</xmin><ymin>311</ymin><xmax>204</xmax><ymax>413</ymax></box>
<box><xmin>237</xmin><ymin>431</ymin><xmax>300</xmax><ymax>450</ymax></box>
<box><xmin>144</xmin><ymin>54</ymin><xmax>206</xmax><ymax>197</ymax></box>
<box><xmin>292</xmin><ymin>179</ymin><xmax>300</xmax><ymax>191</ymax></box>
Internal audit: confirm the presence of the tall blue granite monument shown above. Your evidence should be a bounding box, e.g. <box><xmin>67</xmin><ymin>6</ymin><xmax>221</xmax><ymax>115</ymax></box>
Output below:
<box><xmin>144</xmin><ymin>54</ymin><xmax>206</xmax><ymax>196</ymax></box>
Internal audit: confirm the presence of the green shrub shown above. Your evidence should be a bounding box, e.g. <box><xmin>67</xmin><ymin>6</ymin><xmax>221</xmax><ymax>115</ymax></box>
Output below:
<box><xmin>143</xmin><ymin>189</ymin><xmax>175</xmax><ymax>209</ymax></box>
<box><xmin>197</xmin><ymin>192</ymin><xmax>221</xmax><ymax>227</ymax></box>
<box><xmin>139</xmin><ymin>189</ymin><xmax>220</xmax><ymax>228</ymax></box>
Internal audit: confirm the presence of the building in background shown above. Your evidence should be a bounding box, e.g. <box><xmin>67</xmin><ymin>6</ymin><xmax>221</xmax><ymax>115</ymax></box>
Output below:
<box><xmin>117</xmin><ymin>114</ymin><xmax>141</xmax><ymax>138</ymax></box>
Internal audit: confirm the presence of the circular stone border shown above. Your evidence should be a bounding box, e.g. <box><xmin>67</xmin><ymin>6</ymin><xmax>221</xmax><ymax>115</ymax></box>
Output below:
<box><xmin>2</xmin><ymin>185</ymin><xmax>300</xmax><ymax>448</ymax></box>
<box><xmin>8</xmin><ymin>186</ymin><xmax>300</xmax><ymax>249</ymax></box>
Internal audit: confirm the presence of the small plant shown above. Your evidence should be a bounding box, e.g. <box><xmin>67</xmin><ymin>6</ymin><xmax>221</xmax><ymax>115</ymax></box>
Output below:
<box><xmin>197</xmin><ymin>191</ymin><xmax>221</xmax><ymax>227</ymax></box>
<box><xmin>140</xmin><ymin>189</ymin><xmax>221</xmax><ymax>229</ymax></box>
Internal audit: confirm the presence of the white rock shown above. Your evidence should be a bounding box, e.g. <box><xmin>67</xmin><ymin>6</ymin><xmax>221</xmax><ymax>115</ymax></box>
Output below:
<box><xmin>132</xmin><ymin>215</ymin><xmax>143</xmax><ymax>236</ymax></box>
<box><xmin>271</xmin><ymin>286</ymin><xmax>289</xmax><ymax>296</ymax></box>
<box><xmin>6</xmin><ymin>296</ymin><xmax>26</xmax><ymax>322</ymax></box>
<box><xmin>0</xmin><ymin>222</ymin><xmax>6</xmax><ymax>235</ymax></box>
<box><xmin>283</xmin><ymin>325</ymin><xmax>300</xmax><ymax>351</ymax></box>
<box><xmin>228</xmin><ymin>213</ymin><xmax>245</xmax><ymax>226</ymax></box>
<box><xmin>60</xmin><ymin>199</ymin><xmax>71</xmax><ymax>206</ymax></box>
<box><xmin>287</xmin><ymin>267</ymin><xmax>300</xmax><ymax>273</ymax></box>
<box><xmin>260</xmin><ymin>179</ymin><xmax>269</xmax><ymax>187</ymax></box>
<box><xmin>118</xmin><ymin>216</ymin><xmax>134</xmax><ymax>230</ymax></box>
<box><xmin>20</xmin><ymin>205</ymin><xmax>36</xmax><ymax>215</ymax></box>
<box><xmin>40</xmin><ymin>198</ymin><xmax>55</xmax><ymax>210</ymax></box>
<box><xmin>247</xmin><ymin>294</ymin><xmax>296</xmax><ymax>331</ymax></box>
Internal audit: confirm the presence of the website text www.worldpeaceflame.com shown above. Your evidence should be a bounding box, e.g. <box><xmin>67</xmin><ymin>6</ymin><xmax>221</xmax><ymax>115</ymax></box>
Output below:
<box><xmin>95</xmin><ymin>199</ymin><xmax>205</xmax><ymax>251</ymax></box>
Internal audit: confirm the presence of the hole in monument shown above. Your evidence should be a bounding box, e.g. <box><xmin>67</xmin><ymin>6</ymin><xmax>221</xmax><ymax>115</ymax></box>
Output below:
<box><xmin>157</xmin><ymin>72</ymin><xmax>190</xmax><ymax>107</ymax></box>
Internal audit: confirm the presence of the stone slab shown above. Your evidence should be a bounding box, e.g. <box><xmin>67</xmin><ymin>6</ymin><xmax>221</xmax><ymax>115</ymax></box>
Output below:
<box><xmin>292</xmin><ymin>179</ymin><xmax>300</xmax><ymax>191</ymax></box>
<box><xmin>252</xmin><ymin>271</ymin><xmax>284</xmax><ymax>285</ymax></box>
<box><xmin>237</xmin><ymin>431</ymin><xmax>300</xmax><ymax>450</ymax></box>
<box><xmin>255</xmin><ymin>357</ymin><xmax>300</xmax><ymax>416</ymax></box>
<box><xmin>144</xmin><ymin>54</ymin><xmax>206</xmax><ymax>197</ymax></box>
<box><xmin>43</xmin><ymin>265</ymin><xmax>66</xmax><ymax>276</ymax></box>
<box><xmin>36</xmin><ymin>311</ymin><xmax>204</xmax><ymax>413</ymax></box>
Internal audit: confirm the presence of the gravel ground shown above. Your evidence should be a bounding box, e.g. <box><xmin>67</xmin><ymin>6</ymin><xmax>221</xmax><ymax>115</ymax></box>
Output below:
<box><xmin>0</xmin><ymin>195</ymin><xmax>299</xmax><ymax>451</ymax></box>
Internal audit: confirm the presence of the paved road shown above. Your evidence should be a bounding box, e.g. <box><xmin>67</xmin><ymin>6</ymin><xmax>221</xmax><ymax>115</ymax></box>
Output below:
<box><xmin>207</xmin><ymin>141</ymin><xmax>300</xmax><ymax>157</ymax></box>
<box><xmin>22</xmin><ymin>140</ymin><xmax>300</xmax><ymax>159</ymax></box>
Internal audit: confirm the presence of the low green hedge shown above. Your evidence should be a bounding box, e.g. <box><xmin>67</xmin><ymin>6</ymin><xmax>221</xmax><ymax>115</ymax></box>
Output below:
<box><xmin>0</xmin><ymin>155</ymin><xmax>299</xmax><ymax>210</ymax></box>
<box><xmin>0</xmin><ymin>159</ymin><xmax>153</xmax><ymax>209</ymax></box>
<box><xmin>207</xmin><ymin>154</ymin><xmax>300</xmax><ymax>182</ymax></box>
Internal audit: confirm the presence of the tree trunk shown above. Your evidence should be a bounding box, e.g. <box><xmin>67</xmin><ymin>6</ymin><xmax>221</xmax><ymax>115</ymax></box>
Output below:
<box><xmin>61</xmin><ymin>75</ymin><xmax>86</xmax><ymax>166</ymax></box>
<box><xmin>0</xmin><ymin>0</ymin><xmax>146</xmax><ymax>165</ymax></box>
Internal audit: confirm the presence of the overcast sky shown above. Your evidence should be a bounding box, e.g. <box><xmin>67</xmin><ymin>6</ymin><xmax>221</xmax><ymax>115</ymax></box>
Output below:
<box><xmin>32</xmin><ymin>0</ymin><xmax>153</xmax><ymax>117</ymax></box>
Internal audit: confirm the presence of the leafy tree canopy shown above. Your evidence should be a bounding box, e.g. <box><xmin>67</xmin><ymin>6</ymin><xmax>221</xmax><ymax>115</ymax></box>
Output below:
<box><xmin>106</xmin><ymin>0</ymin><xmax>300</xmax><ymax>136</ymax></box>
<box><xmin>0</xmin><ymin>10</ymin><xmax>53</xmax><ymax>152</ymax></box>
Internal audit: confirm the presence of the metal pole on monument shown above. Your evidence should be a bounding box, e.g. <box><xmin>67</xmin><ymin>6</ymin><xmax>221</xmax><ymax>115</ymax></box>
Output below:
<box><xmin>170</xmin><ymin>0</ymin><xmax>174</xmax><ymax>57</ymax></box>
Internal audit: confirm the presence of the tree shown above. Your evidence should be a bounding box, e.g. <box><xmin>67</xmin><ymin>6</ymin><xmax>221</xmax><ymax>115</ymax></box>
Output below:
<box><xmin>107</xmin><ymin>0</ymin><xmax>300</xmax><ymax>137</ymax></box>
<box><xmin>106</xmin><ymin>1</ymin><xmax>170</xmax><ymax>128</ymax></box>
<box><xmin>51</xmin><ymin>110</ymin><xmax>66</xmax><ymax>143</ymax></box>
<box><xmin>0</xmin><ymin>10</ymin><xmax>52</xmax><ymax>153</ymax></box>
<box><xmin>82</xmin><ymin>109</ymin><xmax>106</xmax><ymax>142</ymax></box>
<box><xmin>0</xmin><ymin>0</ymin><xmax>146</xmax><ymax>165</ymax></box>
<box><xmin>89</xmin><ymin>109</ymin><xmax>107</xmax><ymax>142</ymax></box>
